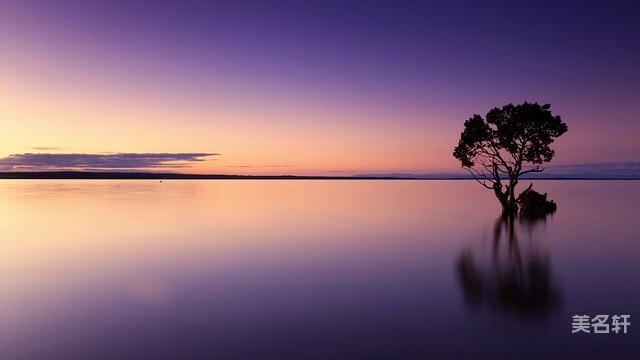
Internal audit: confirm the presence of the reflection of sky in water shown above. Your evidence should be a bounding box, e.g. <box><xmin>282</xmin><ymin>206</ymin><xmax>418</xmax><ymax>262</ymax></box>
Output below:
<box><xmin>0</xmin><ymin>180</ymin><xmax>638</xmax><ymax>359</ymax></box>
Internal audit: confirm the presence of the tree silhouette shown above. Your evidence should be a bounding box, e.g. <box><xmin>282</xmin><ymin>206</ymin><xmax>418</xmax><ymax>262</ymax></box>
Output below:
<box><xmin>453</xmin><ymin>102</ymin><xmax>567</xmax><ymax>213</ymax></box>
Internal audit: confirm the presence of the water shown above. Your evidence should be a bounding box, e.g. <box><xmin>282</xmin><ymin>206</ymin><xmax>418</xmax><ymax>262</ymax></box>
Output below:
<box><xmin>0</xmin><ymin>180</ymin><xmax>637</xmax><ymax>359</ymax></box>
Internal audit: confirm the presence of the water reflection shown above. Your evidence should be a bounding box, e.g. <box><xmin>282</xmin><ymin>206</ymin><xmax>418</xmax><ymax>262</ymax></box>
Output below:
<box><xmin>456</xmin><ymin>214</ymin><xmax>562</xmax><ymax>320</ymax></box>
<box><xmin>1</xmin><ymin>180</ymin><xmax>638</xmax><ymax>358</ymax></box>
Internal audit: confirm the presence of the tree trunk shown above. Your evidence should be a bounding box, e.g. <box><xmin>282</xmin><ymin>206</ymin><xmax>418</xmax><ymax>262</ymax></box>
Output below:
<box><xmin>501</xmin><ymin>198</ymin><xmax>518</xmax><ymax>215</ymax></box>
<box><xmin>506</xmin><ymin>178</ymin><xmax>519</xmax><ymax>214</ymax></box>
<box><xmin>493</xmin><ymin>183</ymin><xmax>513</xmax><ymax>214</ymax></box>
<box><xmin>495</xmin><ymin>179</ymin><xmax>519</xmax><ymax>215</ymax></box>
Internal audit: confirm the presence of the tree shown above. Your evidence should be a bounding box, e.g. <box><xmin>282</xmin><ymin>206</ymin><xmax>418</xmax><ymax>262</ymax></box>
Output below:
<box><xmin>453</xmin><ymin>102</ymin><xmax>567</xmax><ymax>214</ymax></box>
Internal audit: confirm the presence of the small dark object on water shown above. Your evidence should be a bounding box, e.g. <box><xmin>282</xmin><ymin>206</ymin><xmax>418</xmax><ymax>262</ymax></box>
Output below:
<box><xmin>517</xmin><ymin>188</ymin><xmax>557</xmax><ymax>218</ymax></box>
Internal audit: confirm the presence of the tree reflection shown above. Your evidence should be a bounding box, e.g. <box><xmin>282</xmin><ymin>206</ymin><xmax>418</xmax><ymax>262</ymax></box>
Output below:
<box><xmin>456</xmin><ymin>214</ymin><xmax>562</xmax><ymax>319</ymax></box>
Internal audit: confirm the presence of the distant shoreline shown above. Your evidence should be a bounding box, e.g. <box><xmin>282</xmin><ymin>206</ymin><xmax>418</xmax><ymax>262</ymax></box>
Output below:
<box><xmin>0</xmin><ymin>172</ymin><xmax>639</xmax><ymax>180</ymax></box>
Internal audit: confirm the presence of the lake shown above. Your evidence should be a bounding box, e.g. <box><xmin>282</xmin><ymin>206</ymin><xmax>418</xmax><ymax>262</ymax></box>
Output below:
<box><xmin>0</xmin><ymin>180</ymin><xmax>637</xmax><ymax>359</ymax></box>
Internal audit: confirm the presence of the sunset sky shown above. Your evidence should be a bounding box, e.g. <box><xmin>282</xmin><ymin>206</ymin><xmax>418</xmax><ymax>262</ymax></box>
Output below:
<box><xmin>1</xmin><ymin>0</ymin><xmax>638</xmax><ymax>175</ymax></box>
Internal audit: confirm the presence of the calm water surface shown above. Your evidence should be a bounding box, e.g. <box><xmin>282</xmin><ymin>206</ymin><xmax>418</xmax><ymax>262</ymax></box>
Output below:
<box><xmin>0</xmin><ymin>180</ymin><xmax>638</xmax><ymax>359</ymax></box>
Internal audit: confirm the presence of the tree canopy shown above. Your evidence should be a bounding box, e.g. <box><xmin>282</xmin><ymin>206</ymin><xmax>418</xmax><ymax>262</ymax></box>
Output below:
<box><xmin>453</xmin><ymin>102</ymin><xmax>568</xmax><ymax>213</ymax></box>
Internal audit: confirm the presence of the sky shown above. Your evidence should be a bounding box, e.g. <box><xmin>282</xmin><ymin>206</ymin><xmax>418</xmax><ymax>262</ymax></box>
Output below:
<box><xmin>0</xmin><ymin>0</ymin><xmax>638</xmax><ymax>175</ymax></box>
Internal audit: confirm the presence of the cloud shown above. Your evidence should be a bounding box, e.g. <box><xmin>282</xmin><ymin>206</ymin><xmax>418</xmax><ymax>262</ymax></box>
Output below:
<box><xmin>0</xmin><ymin>152</ymin><xmax>218</xmax><ymax>171</ymax></box>
<box><xmin>225</xmin><ymin>165</ymin><xmax>291</xmax><ymax>168</ymax></box>
<box><xmin>31</xmin><ymin>146</ymin><xmax>65</xmax><ymax>151</ymax></box>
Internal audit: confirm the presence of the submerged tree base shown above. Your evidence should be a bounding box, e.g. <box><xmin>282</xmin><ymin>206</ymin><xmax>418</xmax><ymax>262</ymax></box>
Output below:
<box><xmin>516</xmin><ymin>188</ymin><xmax>557</xmax><ymax>218</ymax></box>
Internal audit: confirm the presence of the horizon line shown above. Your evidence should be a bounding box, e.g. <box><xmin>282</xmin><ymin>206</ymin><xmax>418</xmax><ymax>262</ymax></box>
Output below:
<box><xmin>1</xmin><ymin>171</ymin><xmax>639</xmax><ymax>181</ymax></box>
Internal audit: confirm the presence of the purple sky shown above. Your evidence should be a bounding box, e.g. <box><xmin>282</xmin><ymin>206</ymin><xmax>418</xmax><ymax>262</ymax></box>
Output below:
<box><xmin>0</xmin><ymin>1</ymin><xmax>638</xmax><ymax>174</ymax></box>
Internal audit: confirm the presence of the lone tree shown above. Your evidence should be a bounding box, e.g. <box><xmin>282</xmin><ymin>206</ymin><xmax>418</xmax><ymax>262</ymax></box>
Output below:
<box><xmin>453</xmin><ymin>102</ymin><xmax>567</xmax><ymax>214</ymax></box>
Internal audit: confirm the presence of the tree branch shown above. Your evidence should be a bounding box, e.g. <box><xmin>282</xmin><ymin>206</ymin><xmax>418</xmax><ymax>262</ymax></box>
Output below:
<box><xmin>520</xmin><ymin>166</ymin><xmax>545</xmax><ymax>175</ymax></box>
<box><xmin>466</xmin><ymin>167</ymin><xmax>494</xmax><ymax>189</ymax></box>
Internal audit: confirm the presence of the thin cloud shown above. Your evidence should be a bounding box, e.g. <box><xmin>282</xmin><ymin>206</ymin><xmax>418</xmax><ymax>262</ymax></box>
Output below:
<box><xmin>31</xmin><ymin>146</ymin><xmax>65</xmax><ymax>151</ymax></box>
<box><xmin>226</xmin><ymin>165</ymin><xmax>291</xmax><ymax>168</ymax></box>
<box><xmin>0</xmin><ymin>153</ymin><xmax>218</xmax><ymax>171</ymax></box>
